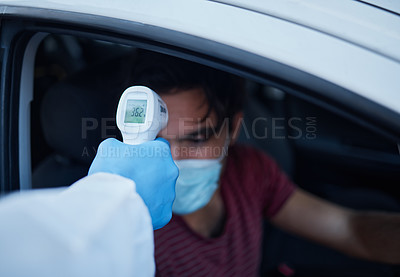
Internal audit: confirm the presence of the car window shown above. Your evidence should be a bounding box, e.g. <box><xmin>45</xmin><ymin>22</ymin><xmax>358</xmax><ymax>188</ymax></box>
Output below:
<box><xmin>29</xmin><ymin>33</ymin><xmax>400</xmax><ymax>195</ymax></box>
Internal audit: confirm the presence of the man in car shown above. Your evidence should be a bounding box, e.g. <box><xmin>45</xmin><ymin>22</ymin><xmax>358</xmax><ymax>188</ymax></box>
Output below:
<box><xmin>130</xmin><ymin>50</ymin><xmax>400</xmax><ymax>276</ymax></box>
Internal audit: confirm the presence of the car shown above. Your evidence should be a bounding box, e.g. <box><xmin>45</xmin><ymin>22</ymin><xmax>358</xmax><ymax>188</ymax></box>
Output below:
<box><xmin>0</xmin><ymin>0</ymin><xmax>400</xmax><ymax>276</ymax></box>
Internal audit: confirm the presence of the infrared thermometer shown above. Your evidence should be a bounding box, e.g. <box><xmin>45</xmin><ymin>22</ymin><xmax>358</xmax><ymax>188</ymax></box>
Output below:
<box><xmin>116</xmin><ymin>86</ymin><xmax>168</xmax><ymax>145</ymax></box>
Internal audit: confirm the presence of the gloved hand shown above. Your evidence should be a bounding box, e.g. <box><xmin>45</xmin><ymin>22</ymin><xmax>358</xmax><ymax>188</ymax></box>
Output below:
<box><xmin>88</xmin><ymin>138</ymin><xmax>178</xmax><ymax>230</ymax></box>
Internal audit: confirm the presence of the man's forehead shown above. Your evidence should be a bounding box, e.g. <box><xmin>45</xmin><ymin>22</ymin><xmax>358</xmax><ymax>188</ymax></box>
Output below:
<box><xmin>160</xmin><ymin>88</ymin><xmax>218</xmax><ymax>136</ymax></box>
<box><xmin>162</xmin><ymin>88</ymin><xmax>207</xmax><ymax>114</ymax></box>
<box><xmin>160</xmin><ymin>112</ymin><xmax>218</xmax><ymax>138</ymax></box>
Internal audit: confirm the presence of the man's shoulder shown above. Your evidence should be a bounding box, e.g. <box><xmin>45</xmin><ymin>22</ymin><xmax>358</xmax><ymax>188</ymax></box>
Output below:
<box><xmin>228</xmin><ymin>144</ymin><xmax>276</xmax><ymax>166</ymax></box>
<box><xmin>226</xmin><ymin>143</ymin><xmax>291</xmax><ymax>185</ymax></box>
<box><xmin>224</xmin><ymin>144</ymin><xmax>282</xmax><ymax>184</ymax></box>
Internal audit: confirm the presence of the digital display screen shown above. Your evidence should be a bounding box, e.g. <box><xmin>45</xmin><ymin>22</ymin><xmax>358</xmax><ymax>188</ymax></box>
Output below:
<box><xmin>124</xmin><ymin>100</ymin><xmax>147</xmax><ymax>123</ymax></box>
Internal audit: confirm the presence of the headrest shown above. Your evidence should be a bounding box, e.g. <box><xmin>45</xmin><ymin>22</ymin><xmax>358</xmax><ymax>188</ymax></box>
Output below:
<box><xmin>40</xmin><ymin>55</ymin><xmax>132</xmax><ymax>164</ymax></box>
<box><xmin>42</xmin><ymin>84</ymin><xmax>103</xmax><ymax>164</ymax></box>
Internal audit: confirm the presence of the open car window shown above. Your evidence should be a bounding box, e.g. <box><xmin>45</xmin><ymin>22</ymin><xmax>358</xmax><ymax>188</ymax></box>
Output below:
<box><xmin>28</xmin><ymin>33</ymin><xmax>400</xmax><ymax>193</ymax></box>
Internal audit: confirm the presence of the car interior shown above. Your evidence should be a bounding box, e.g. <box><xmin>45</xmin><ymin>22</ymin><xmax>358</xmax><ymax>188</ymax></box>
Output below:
<box><xmin>30</xmin><ymin>34</ymin><xmax>400</xmax><ymax>276</ymax></box>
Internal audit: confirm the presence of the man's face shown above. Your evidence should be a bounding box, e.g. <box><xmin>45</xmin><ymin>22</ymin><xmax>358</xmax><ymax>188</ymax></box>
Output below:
<box><xmin>158</xmin><ymin>87</ymin><xmax>229</xmax><ymax>161</ymax></box>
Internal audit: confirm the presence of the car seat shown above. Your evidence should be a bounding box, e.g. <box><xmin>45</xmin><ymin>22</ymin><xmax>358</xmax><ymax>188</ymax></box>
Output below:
<box><xmin>32</xmin><ymin>54</ymin><xmax>133</xmax><ymax>188</ymax></box>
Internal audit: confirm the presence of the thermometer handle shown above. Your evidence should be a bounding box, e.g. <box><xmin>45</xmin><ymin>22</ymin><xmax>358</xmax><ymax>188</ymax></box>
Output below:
<box><xmin>122</xmin><ymin>137</ymin><xmax>151</xmax><ymax>145</ymax></box>
<box><xmin>121</xmin><ymin>129</ymin><xmax>159</xmax><ymax>145</ymax></box>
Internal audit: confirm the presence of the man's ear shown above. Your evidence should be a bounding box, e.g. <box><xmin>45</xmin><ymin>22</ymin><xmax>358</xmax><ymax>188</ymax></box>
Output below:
<box><xmin>230</xmin><ymin>112</ymin><xmax>243</xmax><ymax>145</ymax></box>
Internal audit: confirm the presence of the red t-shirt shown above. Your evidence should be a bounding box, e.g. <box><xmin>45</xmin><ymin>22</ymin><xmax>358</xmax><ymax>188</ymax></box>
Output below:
<box><xmin>154</xmin><ymin>145</ymin><xmax>295</xmax><ymax>276</ymax></box>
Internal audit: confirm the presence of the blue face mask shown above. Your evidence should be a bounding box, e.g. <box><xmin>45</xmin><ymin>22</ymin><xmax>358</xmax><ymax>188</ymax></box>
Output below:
<box><xmin>172</xmin><ymin>158</ymin><xmax>223</xmax><ymax>215</ymax></box>
<box><xmin>172</xmin><ymin>139</ymin><xmax>229</xmax><ymax>215</ymax></box>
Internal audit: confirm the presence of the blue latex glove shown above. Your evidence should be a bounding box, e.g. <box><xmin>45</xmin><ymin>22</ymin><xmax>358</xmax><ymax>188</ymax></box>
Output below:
<box><xmin>88</xmin><ymin>138</ymin><xmax>178</xmax><ymax>230</ymax></box>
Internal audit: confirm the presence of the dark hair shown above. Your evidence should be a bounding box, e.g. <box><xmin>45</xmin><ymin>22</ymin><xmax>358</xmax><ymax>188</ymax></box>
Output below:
<box><xmin>129</xmin><ymin>50</ymin><xmax>245</xmax><ymax>132</ymax></box>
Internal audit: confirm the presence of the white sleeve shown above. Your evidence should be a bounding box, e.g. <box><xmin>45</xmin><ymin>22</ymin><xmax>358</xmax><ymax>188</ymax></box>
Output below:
<box><xmin>0</xmin><ymin>172</ymin><xmax>155</xmax><ymax>277</ymax></box>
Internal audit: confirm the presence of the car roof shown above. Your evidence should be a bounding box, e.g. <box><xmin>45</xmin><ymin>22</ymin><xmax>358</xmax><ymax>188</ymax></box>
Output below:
<box><xmin>2</xmin><ymin>0</ymin><xmax>399</xmax><ymax>59</ymax></box>
<box><xmin>218</xmin><ymin>0</ymin><xmax>400</xmax><ymax>62</ymax></box>
<box><xmin>1</xmin><ymin>0</ymin><xmax>400</xmax><ymax>114</ymax></box>
<box><xmin>360</xmin><ymin>0</ymin><xmax>400</xmax><ymax>14</ymax></box>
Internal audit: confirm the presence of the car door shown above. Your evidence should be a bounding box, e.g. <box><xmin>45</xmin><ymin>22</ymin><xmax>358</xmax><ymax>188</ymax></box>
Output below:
<box><xmin>0</xmin><ymin>1</ymin><xmax>400</xmax><ymax>276</ymax></box>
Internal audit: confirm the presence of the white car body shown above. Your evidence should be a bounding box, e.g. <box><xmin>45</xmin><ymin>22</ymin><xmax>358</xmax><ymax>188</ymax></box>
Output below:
<box><xmin>1</xmin><ymin>0</ymin><xmax>400</xmax><ymax>114</ymax></box>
